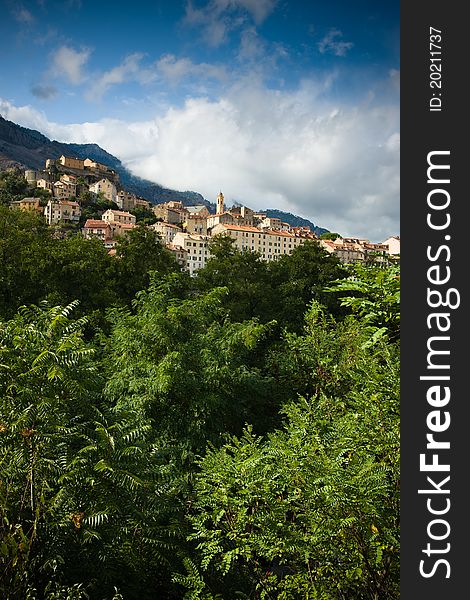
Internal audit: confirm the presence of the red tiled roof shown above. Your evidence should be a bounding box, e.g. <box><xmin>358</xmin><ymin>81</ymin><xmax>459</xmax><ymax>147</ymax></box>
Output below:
<box><xmin>218</xmin><ymin>224</ymin><xmax>262</xmax><ymax>233</ymax></box>
<box><xmin>269</xmin><ymin>229</ymin><xmax>296</xmax><ymax>238</ymax></box>
<box><xmin>84</xmin><ymin>219</ymin><xmax>110</xmax><ymax>228</ymax></box>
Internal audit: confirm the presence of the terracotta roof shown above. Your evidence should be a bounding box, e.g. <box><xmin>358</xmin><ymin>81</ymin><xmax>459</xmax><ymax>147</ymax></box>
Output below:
<box><xmin>217</xmin><ymin>224</ymin><xmax>261</xmax><ymax>233</ymax></box>
<box><xmin>269</xmin><ymin>229</ymin><xmax>296</xmax><ymax>238</ymax></box>
<box><xmin>84</xmin><ymin>219</ymin><xmax>110</xmax><ymax>228</ymax></box>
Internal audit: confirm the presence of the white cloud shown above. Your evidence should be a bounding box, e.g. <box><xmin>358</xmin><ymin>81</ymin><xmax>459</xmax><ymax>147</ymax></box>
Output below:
<box><xmin>50</xmin><ymin>45</ymin><xmax>91</xmax><ymax>85</ymax></box>
<box><xmin>81</xmin><ymin>53</ymin><xmax>227</xmax><ymax>100</ymax></box>
<box><xmin>231</xmin><ymin>0</ymin><xmax>277</xmax><ymax>24</ymax></box>
<box><xmin>389</xmin><ymin>68</ymin><xmax>400</xmax><ymax>91</ymax></box>
<box><xmin>0</xmin><ymin>74</ymin><xmax>399</xmax><ymax>241</ymax></box>
<box><xmin>154</xmin><ymin>54</ymin><xmax>227</xmax><ymax>85</ymax></box>
<box><xmin>318</xmin><ymin>29</ymin><xmax>354</xmax><ymax>57</ymax></box>
<box><xmin>0</xmin><ymin>99</ymin><xmax>55</xmax><ymax>135</ymax></box>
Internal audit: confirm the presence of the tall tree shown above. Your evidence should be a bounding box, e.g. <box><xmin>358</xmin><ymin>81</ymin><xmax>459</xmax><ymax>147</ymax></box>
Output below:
<box><xmin>104</xmin><ymin>275</ymin><xmax>281</xmax><ymax>450</ymax></box>
<box><xmin>268</xmin><ymin>240</ymin><xmax>347</xmax><ymax>331</ymax></box>
<box><xmin>179</xmin><ymin>304</ymin><xmax>400</xmax><ymax>600</ymax></box>
<box><xmin>0</xmin><ymin>302</ymin><xmax>178</xmax><ymax>599</ymax></box>
<box><xmin>113</xmin><ymin>225</ymin><xmax>180</xmax><ymax>304</ymax></box>
<box><xmin>196</xmin><ymin>236</ymin><xmax>277</xmax><ymax>324</ymax></box>
<box><xmin>0</xmin><ymin>207</ymin><xmax>53</xmax><ymax>317</ymax></box>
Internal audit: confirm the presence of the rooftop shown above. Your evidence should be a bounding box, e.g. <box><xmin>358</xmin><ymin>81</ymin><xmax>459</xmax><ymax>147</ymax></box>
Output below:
<box><xmin>84</xmin><ymin>219</ymin><xmax>111</xmax><ymax>228</ymax></box>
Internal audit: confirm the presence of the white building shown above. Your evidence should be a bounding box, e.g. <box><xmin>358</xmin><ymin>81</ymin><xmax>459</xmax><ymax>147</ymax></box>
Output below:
<box><xmin>44</xmin><ymin>199</ymin><xmax>81</xmax><ymax>225</ymax></box>
<box><xmin>211</xmin><ymin>224</ymin><xmax>305</xmax><ymax>261</ymax></box>
<box><xmin>151</xmin><ymin>221</ymin><xmax>182</xmax><ymax>245</ymax></box>
<box><xmin>53</xmin><ymin>180</ymin><xmax>77</xmax><ymax>200</ymax></box>
<box><xmin>83</xmin><ymin>219</ymin><xmax>112</xmax><ymax>241</ymax></box>
<box><xmin>172</xmin><ymin>232</ymin><xmax>210</xmax><ymax>276</ymax></box>
<box><xmin>382</xmin><ymin>236</ymin><xmax>401</xmax><ymax>255</ymax></box>
<box><xmin>101</xmin><ymin>209</ymin><xmax>136</xmax><ymax>225</ymax></box>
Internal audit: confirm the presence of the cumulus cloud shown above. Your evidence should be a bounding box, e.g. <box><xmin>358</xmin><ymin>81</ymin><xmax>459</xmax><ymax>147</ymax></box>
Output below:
<box><xmin>231</xmin><ymin>0</ymin><xmax>277</xmax><ymax>24</ymax></box>
<box><xmin>50</xmin><ymin>45</ymin><xmax>91</xmax><ymax>85</ymax></box>
<box><xmin>0</xmin><ymin>74</ymin><xmax>399</xmax><ymax>241</ymax></box>
<box><xmin>0</xmin><ymin>99</ymin><xmax>59</xmax><ymax>137</ymax></box>
<box><xmin>318</xmin><ymin>28</ymin><xmax>354</xmax><ymax>57</ymax></box>
<box><xmin>30</xmin><ymin>84</ymin><xmax>58</xmax><ymax>100</ymax></box>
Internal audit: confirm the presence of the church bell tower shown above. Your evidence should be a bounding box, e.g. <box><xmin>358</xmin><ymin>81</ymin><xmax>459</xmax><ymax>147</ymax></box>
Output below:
<box><xmin>216</xmin><ymin>191</ymin><xmax>225</xmax><ymax>214</ymax></box>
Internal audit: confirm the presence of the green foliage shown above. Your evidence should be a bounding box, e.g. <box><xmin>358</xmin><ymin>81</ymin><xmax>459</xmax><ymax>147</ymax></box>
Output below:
<box><xmin>196</xmin><ymin>236</ymin><xmax>276</xmax><ymax>324</ymax></box>
<box><xmin>0</xmin><ymin>207</ymin><xmax>52</xmax><ymax>317</ymax></box>
<box><xmin>129</xmin><ymin>205</ymin><xmax>157</xmax><ymax>225</ymax></box>
<box><xmin>181</xmin><ymin>308</ymin><xmax>399</xmax><ymax>599</ymax></box>
<box><xmin>104</xmin><ymin>275</ymin><xmax>281</xmax><ymax>450</ymax></box>
<box><xmin>325</xmin><ymin>264</ymin><xmax>400</xmax><ymax>342</ymax></box>
<box><xmin>0</xmin><ymin>211</ymin><xmax>400</xmax><ymax>598</ymax></box>
<box><xmin>42</xmin><ymin>234</ymin><xmax>120</xmax><ymax>320</ymax></box>
<box><xmin>0</xmin><ymin>208</ymin><xmax>120</xmax><ymax>321</ymax></box>
<box><xmin>78</xmin><ymin>193</ymin><xmax>119</xmax><ymax>226</ymax></box>
<box><xmin>0</xmin><ymin>170</ymin><xmax>30</xmax><ymax>205</ymax></box>
<box><xmin>268</xmin><ymin>240</ymin><xmax>347</xmax><ymax>330</ymax></box>
<box><xmin>320</xmin><ymin>232</ymin><xmax>341</xmax><ymax>240</ymax></box>
<box><xmin>113</xmin><ymin>225</ymin><xmax>180</xmax><ymax>303</ymax></box>
<box><xmin>0</xmin><ymin>303</ymin><xmax>179</xmax><ymax>599</ymax></box>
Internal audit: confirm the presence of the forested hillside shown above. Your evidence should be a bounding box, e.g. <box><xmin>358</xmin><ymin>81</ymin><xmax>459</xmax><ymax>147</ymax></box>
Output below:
<box><xmin>0</xmin><ymin>198</ymin><xmax>399</xmax><ymax>598</ymax></box>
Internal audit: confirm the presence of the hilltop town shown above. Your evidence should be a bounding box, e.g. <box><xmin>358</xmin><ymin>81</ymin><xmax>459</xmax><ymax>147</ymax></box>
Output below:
<box><xmin>8</xmin><ymin>154</ymin><xmax>400</xmax><ymax>273</ymax></box>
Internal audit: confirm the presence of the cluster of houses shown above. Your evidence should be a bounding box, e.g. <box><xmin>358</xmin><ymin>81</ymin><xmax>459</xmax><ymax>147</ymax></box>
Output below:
<box><xmin>19</xmin><ymin>155</ymin><xmax>152</xmax><ymax>227</ymax></box>
<box><xmin>12</xmin><ymin>155</ymin><xmax>400</xmax><ymax>275</ymax></box>
<box><xmin>147</xmin><ymin>193</ymin><xmax>399</xmax><ymax>274</ymax></box>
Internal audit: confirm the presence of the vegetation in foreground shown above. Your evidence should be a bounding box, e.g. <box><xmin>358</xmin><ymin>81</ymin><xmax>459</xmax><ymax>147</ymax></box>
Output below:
<box><xmin>0</xmin><ymin>202</ymin><xmax>399</xmax><ymax>599</ymax></box>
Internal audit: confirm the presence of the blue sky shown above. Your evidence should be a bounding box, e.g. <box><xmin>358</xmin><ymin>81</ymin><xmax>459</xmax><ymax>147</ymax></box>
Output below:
<box><xmin>0</xmin><ymin>0</ymin><xmax>399</xmax><ymax>240</ymax></box>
